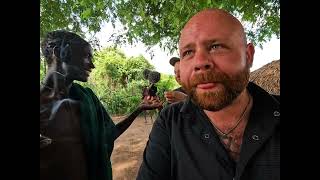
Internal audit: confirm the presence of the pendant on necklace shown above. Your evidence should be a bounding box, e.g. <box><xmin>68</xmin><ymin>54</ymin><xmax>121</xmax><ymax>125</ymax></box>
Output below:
<box><xmin>219</xmin><ymin>133</ymin><xmax>229</xmax><ymax>139</ymax></box>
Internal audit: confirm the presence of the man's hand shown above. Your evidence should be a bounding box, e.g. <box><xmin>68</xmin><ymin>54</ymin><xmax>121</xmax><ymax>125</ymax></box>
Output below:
<box><xmin>164</xmin><ymin>91</ymin><xmax>187</xmax><ymax>103</ymax></box>
<box><xmin>139</xmin><ymin>96</ymin><xmax>163</xmax><ymax>111</ymax></box>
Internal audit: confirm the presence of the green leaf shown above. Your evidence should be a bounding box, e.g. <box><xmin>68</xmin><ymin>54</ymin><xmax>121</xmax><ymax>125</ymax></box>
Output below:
<box><xmin>41</xmin><ymin>0</ymin><xmax>279</xmax><ymax>56</ymax></box>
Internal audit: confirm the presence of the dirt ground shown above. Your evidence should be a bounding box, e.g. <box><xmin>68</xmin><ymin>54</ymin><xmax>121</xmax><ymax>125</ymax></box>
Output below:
<box><xmin>111</xmin><ymin>113</ymin><xmax>156</xmax><ymax>180</ymax></box>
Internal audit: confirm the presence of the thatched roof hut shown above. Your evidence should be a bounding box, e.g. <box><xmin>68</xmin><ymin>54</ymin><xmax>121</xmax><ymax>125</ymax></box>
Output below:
<box><xmin>249</xmin><ymin>60</ymin><xmax>280</xmax><ymax>95</ymax></box>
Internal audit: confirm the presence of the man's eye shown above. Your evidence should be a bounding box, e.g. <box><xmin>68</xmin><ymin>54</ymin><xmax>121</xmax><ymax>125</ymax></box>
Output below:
<box><xmin>210</xmin><ymin>44</ymin><xmax>221</xmax><ymax>50</ymax></box>
<box><xmin>182</xmin><ymin>50</ymin><xmax>193</xmax><ymax>58</ymax></box>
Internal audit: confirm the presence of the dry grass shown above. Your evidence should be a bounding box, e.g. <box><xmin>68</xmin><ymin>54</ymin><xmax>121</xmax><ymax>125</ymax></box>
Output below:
<box><xmin>250</xmin><ymin>60</ymin><xmax>280</xmax><ymax>95</ymax></box>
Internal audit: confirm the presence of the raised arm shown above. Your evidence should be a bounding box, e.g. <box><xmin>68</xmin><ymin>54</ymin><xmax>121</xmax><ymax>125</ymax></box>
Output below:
<box><xmin>114</xmin><ymin>96</ymin><xmax>163</xmax><ymax>139</ymax></box>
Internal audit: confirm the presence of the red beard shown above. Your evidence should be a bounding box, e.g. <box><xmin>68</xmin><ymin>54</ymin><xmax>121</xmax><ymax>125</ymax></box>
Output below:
<box><xmin>181</xmin><ymin>67</ymin><xmax>250</xmax><ymax>111</ymax></box>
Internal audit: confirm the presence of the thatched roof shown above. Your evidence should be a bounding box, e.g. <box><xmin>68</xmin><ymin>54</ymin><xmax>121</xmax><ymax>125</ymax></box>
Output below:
<box><xmin>249</xmin><ymin>60</ymin><xmax>280</xmax><ymax>95</ymax></box>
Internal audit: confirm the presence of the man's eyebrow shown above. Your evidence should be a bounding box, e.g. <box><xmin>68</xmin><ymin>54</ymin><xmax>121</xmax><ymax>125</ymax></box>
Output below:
<box><xmin>180</xmin><ymin>43</ymin><xmax>194</xmax><ymax>51</ymax></box>
<box><xmin>203</xmin><ymin>39</ymin><xmax>221</xmax><ymax>44</ymax></box>
<box><xmin>180</xmin><ymin>39</ymin><xmax>223</xmax><ymax>50</ymax></box>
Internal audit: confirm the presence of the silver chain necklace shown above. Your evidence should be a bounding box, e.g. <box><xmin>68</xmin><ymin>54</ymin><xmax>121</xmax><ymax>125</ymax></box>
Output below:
<box><xmin>210</xmin><ymin>95</ymin><xmax>251</xmax><ymax>138</ymax></box>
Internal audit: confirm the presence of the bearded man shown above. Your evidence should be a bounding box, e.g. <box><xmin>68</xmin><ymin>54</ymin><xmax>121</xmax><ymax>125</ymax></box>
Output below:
<box><xmin>137</xmin><ymin>8</ymin><xmax>280</xmax><ymax>180</ymax></box>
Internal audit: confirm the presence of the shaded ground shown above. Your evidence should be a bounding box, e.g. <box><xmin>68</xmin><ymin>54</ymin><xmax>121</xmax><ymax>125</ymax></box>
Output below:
<box><xmin>111</xmin><ymin>113</ymin><xmax>155</xmax><ymax>180</ymax></box>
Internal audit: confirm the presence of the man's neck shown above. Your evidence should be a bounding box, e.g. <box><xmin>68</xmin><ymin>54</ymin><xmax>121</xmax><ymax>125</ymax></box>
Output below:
<box><xmin>42</xmin><ymin>65</ymin><xmax>73</xmax><ymax>96</ymax></box>
<box><xmin>204</xmin><ymin>89</ymin><xmax>251</xmax><ymax>131</ymax></box>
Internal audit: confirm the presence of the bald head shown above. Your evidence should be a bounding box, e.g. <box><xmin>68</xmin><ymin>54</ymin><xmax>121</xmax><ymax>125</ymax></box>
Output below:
<box><xmin>177</xmin><ymin>8</ymin><xmax>255</xmax><ymax>111</ymax></box>
<box><xmin>179</xmin><ymin>9</ymin><xmax>247</xmax><ymax>51</ymax></box>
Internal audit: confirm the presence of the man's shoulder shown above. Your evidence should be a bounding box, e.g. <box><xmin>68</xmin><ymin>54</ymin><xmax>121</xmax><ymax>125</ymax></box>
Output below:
<box><xmin>248</xmin><ymin>82</ymin><xmax>280</xmax><ymax>105</ymax></box>
<box><xmin>154</xmin><ymin>101</ymin><xmax>185</xmax><ymax>131</ymax></box>
<box><xmin>71</xmin><ymin>83</ymin><xmax>101</xmax><ymax>104</ymax></box>
<box><xmin>158</xmin><ymin>100</ymin><xmax>189</xmax><ymax>123</ymax></box>
<box><xmin>73</xmin><ymin>83</ymin><xmax>95</xmax><ymax>94</ymax></box>
<box><xmin>270</xmin><ymin>94</ymin><xmax>280</xmax><ymax>103</ymax></box>
<box><xmin>162</xmin><ymin>100</ymin><xmax>185</xmax><ymax>113</ymax></box>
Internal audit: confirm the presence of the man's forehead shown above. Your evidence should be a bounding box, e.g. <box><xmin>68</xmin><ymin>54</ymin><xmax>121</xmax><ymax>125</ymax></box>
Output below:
<box><xmin>179</xmin><ymin>24</ymin><xmax>233</xmax><ymax>49</ymax></box>
<box><xmin>179</xmin><ymin>9</ymin><xmax>243</xmax><ymax>47</ymax></box>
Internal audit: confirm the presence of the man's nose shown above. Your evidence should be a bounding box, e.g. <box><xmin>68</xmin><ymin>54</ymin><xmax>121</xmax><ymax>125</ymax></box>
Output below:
<box><xmin>193</xmin><ymin>50</ymin><xmax>213</xmax><ymax>72</ymax></box>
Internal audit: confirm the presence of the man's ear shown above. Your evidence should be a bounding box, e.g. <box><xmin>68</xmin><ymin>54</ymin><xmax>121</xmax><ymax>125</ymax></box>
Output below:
<box><xmin>52</xmin><ymin>46</ymin><xmax>61</xmax><ymax>61</ymax></box>
<box><xmin>59</xmin><ymin>39</ymin><xmax>72</xmax><ymax>63</ymax></box>
<box><xmin>246</xmin><ymin>43</ymin><xmax>255</xmax><ymax>68</ymax></box>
